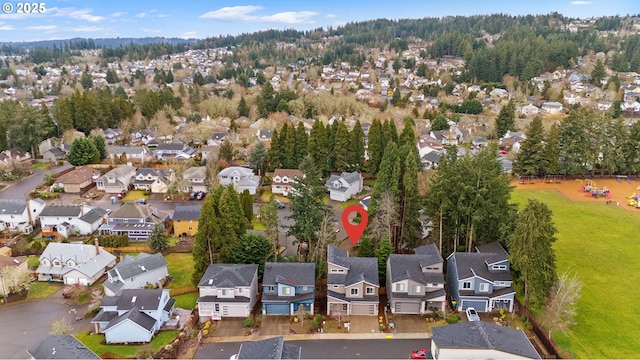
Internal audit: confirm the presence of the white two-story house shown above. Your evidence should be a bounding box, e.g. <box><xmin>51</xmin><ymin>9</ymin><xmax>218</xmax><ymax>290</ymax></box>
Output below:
<box><xmin>0</xmin><ymin>199</ymin><xmax>45</xmax><ymax>237</ymax></box>
<box><xmin>271</xmin><ymin>169</ymin><xmax>303</xmax><ymax>197</ymax></box>
<box><xmin>197</xmin><ymin>263</ymin><xmax>258</xmax><ymax>321</ymax></box>
<box><xmin>181</xmin><ymin>166</ymin><xmax>207</xmax><ymax>193</ymax></box>
<box><xmin>325</xmin><ymin>172</ymin><xmax>363</xmax><ymax>202</ymax></box>
<box><xmin>95</xmin><ymin>165</ymin><xmax>136</xmax><ymax>193</ymax></box>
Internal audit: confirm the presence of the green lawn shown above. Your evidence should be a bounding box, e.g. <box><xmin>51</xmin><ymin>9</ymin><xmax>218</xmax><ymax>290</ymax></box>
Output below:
<box><xmin>27</xmin><ymin>282</ymin><xmax>63</xmax><ymax>299</ymax></box>
<box><xmin>75</xmin><ymin>330</ymin><xmax>178</xmax><ymax>358</ymax></box>
<box><xmin>511</xmin><ymin>189</ymin><xmax>640</xmax><ymax>359</ymax></box>
<box><xmin>338</xmin><ymin>198</ymin><xmax>360</xmax><ymax>209</ymax></box>
<box><xmin>164</xmin><ymin>253</ymin><xmax>194</xmax><ymax>289</ymax></box>
<box><xmin>27</xmin><ymin>257</ymin><xmax>40</xmax><ymax>268</ymax></box>
<box><xmin>122</xmin><ymin>190</ymin><xmax>147</xmax><ymax>201</ymax></box>
<box><xmin>32</xmin><ymin>163</ymin><xmax>49</xmax><ymax>170</ymax></box>
<box><xmin>168</xmin><ymin>236</ymin><xmax>180</xmax><ymax>246</ymax></box>
<box><xmin>259</xmin><ymin>190</ymin><xmax>290</xmax><ymax>204</ymax></box>
<box><xmin>173</xmin><ymin>292</ymin><xmax>198</xmax><ymax>310</ymax></box>
<box><xmin>363</xmin><ymin>178</ymin><xmax>376</xmax><ymax>187</ymax></box>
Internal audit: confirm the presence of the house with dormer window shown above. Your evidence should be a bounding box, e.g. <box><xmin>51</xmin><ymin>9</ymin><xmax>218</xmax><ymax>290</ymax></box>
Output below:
<box><xmin>326</xmin><ymin>245</ymin><xmax>379</xmax><ymax>316</ymax></box>
<box><xmin>39</xmin><ymin>205</ymin><xmax>108</xmax><ymax>239</ymax></box>
<box><xmin>132</xmin><ymin>168</ymin><xmax>175</xmax><ymax>193</ymax></box>
<box><xmin>271</xmin><ymin>169</ymin><xmax>303</xmax><ymax>197</ymax></box>
<box><xmin>181</xmin><ymin>166</ymin><xmax>207</xmax><ymax>193</ymax></box>
<box><xmin>196</xmin><ymin>263</ymin><xmax>258</xmax><ymax>321</ymax></box>
<box><xmin>0</xmin><ymin>199</ymin><xmax>45</xmax><ymax>237</ymax></box>
<box><xmin>262</xmin><ymin>262</ymin><xmax>315</xmax><ymax>315</ymax></box>
<box><xmin>217</xmin><ymin>166</ymin><xmax>260</xmax><ymax>195</ymax></box>
<box><xmin>387</xmin><ymin>243</ymin><xmax>446</xmax><ymax>314</ymax></box>
<box><xmin>99</xmin><ymin>203</ymin><xmax>170</xmax><ymax>241</ymax></box>
<box><xmin>153</xmin><ymin>143</ymin><xmax>198</xmax><ymax>160</ymax></box>
<box><xmin>446</xmin><ymin>242</ymin><xmax>515</xmax><ymax>313</ymax></box>
<box><xmin>36</xmin><ymin>241</ymin><xmax>116</xmax><ymax>285</ymax></box>
<box><xmin>96</xmin><ymin>165</ymin><xmax>136</xmax><ymax>193</ymax></box>
<box><xmin>324</xmin><ymin>172</ymin><xmax>363</xmax><ymax>202</ymax></box>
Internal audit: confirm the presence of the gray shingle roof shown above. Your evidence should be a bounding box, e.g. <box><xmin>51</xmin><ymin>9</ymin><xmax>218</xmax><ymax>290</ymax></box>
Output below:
<box><xmin>27</xmin><ymin>335</ymin><xmax>100</xmax><ymax>359</ymax></box>
<box><xmin>40</xmin><ymin>205</ymin><xmax>82</xmax><ymax>217</ymax></box>
<box><xmin>450</xmin><ymin>252</ymin><xmax>512</xmax><ymax>282</ymax></box>
<box><xmin>79</xmin><ymin>207</ymin><xmax>108</xmax><ymax>224</ymax></box>
<box><xmin>237</xmin><ymin>336</ymin><xmax>301</xmax><ymax>359</ymax></box>
<box><xmin>108</xmin><ymin>203</ymin><xmax>169</xmax><ymax>222</ymax></box>
<box><xmin>327</xmin><ymin>245</ymin><xmax>378</xmax><ymax>287</ymax></box>
<box><xmin>108</xmin><ymin>253</ymin><xmax>167</xmax><ymax>283</ymax></box>
<box><xmin>112</xmin><ymin>289</ymin><xmax>167</xmax><ymax>311</ymax></box>
<box><xmin>388</xmin><ymin>244</ymin><xmax>444</xmax><ymax>285</ymax></box>
<box><xmin>262</xmin><ymin>262</ymin><xmax>315</xmax><ymax>287</ymax></box>
<box><xmin>431</xmin><ymin>321</ymin><xmax>541</xmax><ymax>359</ymax></box>
<box><xmin>198</xmin><ymin>264</ymin><xmax>258</xmax><ymax>287</ymax></box>
<box><xmin>0</xmin><ymin>199</ymin><xmax>26</xmax><ymax>214</ymax></box>
<box><xmin>172</xmin><ymin>205</ymin><xmax>201</xmax><ymax>221</ymax></box>
<box><xmin>325</xmin><ymin>171</ymin><xmax>361</xmax><ymax>188</ymax></box>
<box><xmin>183</xmin><ymin>166</ymin><xmax>207</xmax><ymax>180</ymax></box>
<box><xmin>36</xmin><ymin>242</ymin><xmax>115</xmax><ymax>279</ymax></box>
<box><xmin>104</xmin><ymin>307</ymin><xmax>156</xmax><ymax>332</ymax></box>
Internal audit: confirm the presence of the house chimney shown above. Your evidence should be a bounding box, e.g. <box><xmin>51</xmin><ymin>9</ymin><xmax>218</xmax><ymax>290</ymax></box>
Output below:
<box><xmin>94</xmin><ymin>237</ymin><xmax>100</xmax><ymax>255</ymax></box>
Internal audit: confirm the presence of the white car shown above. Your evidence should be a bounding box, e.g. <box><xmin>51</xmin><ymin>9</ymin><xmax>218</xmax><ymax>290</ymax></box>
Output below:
<box><xmin>465</xmin><ymin>307</ymin><xmax>480</xmax><ymax>322</ymax></box>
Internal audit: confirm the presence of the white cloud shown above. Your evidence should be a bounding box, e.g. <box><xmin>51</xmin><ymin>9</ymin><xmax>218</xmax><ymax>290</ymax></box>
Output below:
<box><xmin>49</xmin><ymin>7</ymin><xmax>105</xmax><ymax>22</ymax></box>
<box><xmin>0</xmin><ymin>22</ymin><xmax>13</xmax><ymax>30</ymax></box>
<box><xmin>326</xmin><ymin>13</ymin><xmax>337</xmax><ymax>18</ymax></box>
<box><xmin>200</xmin><ymin>6</ymin><xmax>318</xmax><ymax>24</ymax></box>
<box><xmin>570</xmin><ymin>1</ymin><xmax>593</xmax><ymax>4</ymax></box>
<box><xmin>157</xmin><ymin>14</ymin><xmax>169</xmax><ymax>18</ymax></box>
<box><xmin>135</xmin><ymin>12</ymin><xmax>147</xmax><ymax>18</ymax></box>
<box><xmin>111</xmin><ymin>12</ymin><xmax>127</xmax><ymax>18</ymax></box>
<box><xmin>141</xmin><ymin>27</ymin><xmax>162</xmax><ymax>33</ymax></box>
<box><xmin>181</xmin><ymin>31</ymin><xmax>198</xmax><ymax>38</ymax></box>
<box><xmin>68</xmin><ymin>26</ymin><xmax>104</xmax><ymax>32</ymax></box>
<box><xmin>25</xmin><ymin>25</ymin><xmax>57</xmax><ymax>31</ymax></box>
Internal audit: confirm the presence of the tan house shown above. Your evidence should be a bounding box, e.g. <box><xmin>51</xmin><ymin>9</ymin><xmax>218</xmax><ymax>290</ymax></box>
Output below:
<box><xmin>55</xmin><ymin>166</ymin><xmax>100</xmax><ymax>193</ymax></box>
<box><xmin>271</xmin><ymin>169</ymin><xmax>303</xmax><ymax>196</ymax></box>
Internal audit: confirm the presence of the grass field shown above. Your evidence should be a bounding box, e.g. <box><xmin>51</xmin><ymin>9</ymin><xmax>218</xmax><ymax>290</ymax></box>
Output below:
<box><xmin>512</xmin><ymin>189</ymin><xmax>640</xmax><ymax>359</ymax></box>
<box><xmin>164</xmin><ymin>253</ymin><xmax>194</xmax><ymax>289</ymax></box>
<box><xmin>75</xmin><ymin>330</ymin><xmax>178</xmax><ymax>357</ymax></box>
<box><xmin>122</xmin><ymin>190</ymin><xmax>147</xmax><ymax>201</ymax></box>
<box><xmin>27</xmin><ymin>282</ymin><xmax>62</xmax><ymax>299</ymax></box>
<box><xmin>173</xmin><ymin>292</ymin><xmax>198</xmax><ymax>310</ymax></box>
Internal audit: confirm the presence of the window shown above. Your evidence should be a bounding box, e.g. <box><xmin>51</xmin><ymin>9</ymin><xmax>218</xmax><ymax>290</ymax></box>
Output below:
<box><xmin>330</xmin><ymin>268</ymin><xmax>345</xmax><ymax>273</ymax></box>
<box><xmin>479</xmin><ymin>283</ymin><xmax>489</xmax><ymax>292</ymax></box>
<box><xmin>493</xmin><ymin>265</ymin><xmax>507</xmax><ymax>270</ymax></box>
<box><xmin>413</xmin><ymin>285</ymin><xmax>422</xmax><ymax>293</ymax></box>
<box><xmin>53</xmin><ymin>260</ymin><xmax>60</xmax><ymax>266</ymax></box>
<box><xmin>302</xmin><ymin>286</ymin><xmax>308</xmax><ymax>291</ymax></box>
<box><xmin>221</xmin><ymin>289</ymin><xmax>229</xmax><ymax>296</ymax></box>
<box><xmin>267</xmin><ymin>286</ymin><xmax>275</xmax><ymax>291</ymax></box>
<box><xmin>215</xmin><ymin>304</ymin><xmax>219</xmax><ymax>311</ymax></box>
<box><xmin>332</xmin><ymin>285</ymin><xmax>339</xmax><ymax>288</ymax></box>
<box><xmin>395</xmin><ymin>283</ymin><xmax>405</xmax><ymax>291</ymax></box>
<box><xmin>366</xmin><ymin>287</ymin><xmax>374</xmax><ymax>295</ymax></box>
<box><xmin>350</xmin><ymin>288</ymin><xmax>359</xmax><ymax>295</ymax></box>
<box><xmin>237</xmin><ymin>288</ymin><xmax>243</xmax><ymax>293</ymax></box>
<box><xmin>462</xmin><ymin>282</ymin><xmax>471</xmax><ymax>289</ymax></box>
<box><xmin>342</xmin><ymin>304</ymin><xmax>348</xmax><ymax>311</ymax></box>
<box><xmin>283</xmin><ymin>287</ymin><xmax>291</xmax><ymax>295</ymax></box>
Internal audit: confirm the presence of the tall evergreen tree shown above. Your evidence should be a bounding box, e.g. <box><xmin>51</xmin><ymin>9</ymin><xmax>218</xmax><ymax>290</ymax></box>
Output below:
<box><xmin>80</xmin><ymin>70</ymin><xmax>92</xmax><ymax>90</ymax></box>
<box><xmin>308</xmin><ymin>120</ymin><xmax>329</xmax><ymax>175</ymax></box>
<box><xmin>590</xmin><ymin>59</ymin><xmax>606</xmax><ymax>86</ymax></box>
<box><xmin>399</xmin><ymin>145</ymin><xmax>422</xmax><ymax>250</ymax></box>
<box><xmin>495</xmin><ymin>99</ymin><xmax>516</xmax><ymax>138</ymax></box>
<box><xmin>558</xmin><ymin>110</ymin><xmax>590</xmax><ymax>176</ymax></box>
<box><xmin>366</xmin><ymin>118</ymin><xmax>384</xmax><ymax>173</ymax></box>
<box><xmin>192</xmin><ymin>187</ymin><xmax>222</xmax><ymax>286</ymax></box>
<box><xmin>294</xmin><ymin>122</ymin><xmax>308</xmax><ymax>167</ymax></box>
<box><xmin>545</xmin><ymin>123</ymin><xmax>561</xmax><ymax>175</ymax></box>
<box><xmin>514</xmin><ymin>117</ymin><xmax>548</xmax><ymax>176</ymax></box>
<box><xmin>89</xmin><ymin>135</ymin><xmax>107</xmax><ymax>160</ymax></box>
<box><xmin>349</xmin><ymin>120</ymin><xmax>365</xmax><ymax>172</ymax></box>
<box><xmin>233</xmin><ymin>233</ymin><xmax>274</xmax><ymax>282</ymax></box>
<box><xmin>399</xmin><ymin>122</ymin><xmax>416</xmax><ymax>149</ymax></box>
<box><xmin>67</xmin><ymin>137</ymin><xmax>98</xmax><ymax>166</ymax></box>
<box><xmin>369</xmin><ymin>142</ymin><xmax>401</xmax><ymax>215</ymax></box>
<box><xmin>217</xmin><ymin>186</ymin><xmax>246</xmax><ymax>262</ymax></box>
<box><xmin>282</xmin><ymin>123</ymin><xmax>296</xmax><ymax>169</ymax></box>
<box><xmin>239</xmin><ymin>189</ymin><xmax>253</xmax><ymax>222</ymax></box>
<box><xmin>333</xmin><ymin>122</ymin><xmax>350</xmax><ymax>172</ymax></box>
<box><xmin>248</xmin><ymin>141</ymin><xmax>268</xmax><ymax>175</ymax></box>
<box><xmin>266</xmin><ymin>129</ymin><xmax>281</xmax><ymax>172</ymax></box>
<box><xmin>148</xmin><ymin>223</ymin><xmax>169</xmax><ymax>253</ymax></box>
<box><xmin>508</xmin><ymin>199</ymin><xmax>557</xmax><ymax>307</ymax></box>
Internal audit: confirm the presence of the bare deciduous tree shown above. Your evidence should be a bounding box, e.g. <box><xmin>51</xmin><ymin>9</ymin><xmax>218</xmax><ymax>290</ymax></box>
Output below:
<box><xmin>50</xmin><ymin>318</ymin><xmax>74</xmax><ymax>335</ymax></box>
<box><xmin>368</xmin><ymin>191</ymin><xmax>400</xmax><ymax>248</ymax></box>
<box><xmin>1</xmin><ymin>265</ymin><xmax>33</xmax><ymax>295</ymax></box>
<box><xmin>311</xmin><ymin>210</ymin><xmax>338</xmax><ymax>263</ymax></box>
<box><xmin>540</xmin><ymin>271</ymin><xmax>583</xmax><ymax>338</ymax></box>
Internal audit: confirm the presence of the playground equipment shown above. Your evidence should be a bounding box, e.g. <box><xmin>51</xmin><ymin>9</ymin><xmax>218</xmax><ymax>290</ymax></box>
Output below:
<box><xmin>616</xmin><ymin>175</ymin><xmax>632</xmax><ymax>183</ymax></box>
<box><xmin>544</xmin><ymin>174</ymin><xmax>566</xmax><ymax>183</ymax></box>
<box><xmin>579</xmin><ymin>179</ymin><xmax>596</xmax><ymax>193</ymax></box>
<box><xmin>628</xmin><ymin>193</ymin><xmax>640</xmax><ymax>208</ymax></box>
<box><xmin>587</xmin><ymin>186</ymin><xmax>610</xmax><ymax>199</ymax></box>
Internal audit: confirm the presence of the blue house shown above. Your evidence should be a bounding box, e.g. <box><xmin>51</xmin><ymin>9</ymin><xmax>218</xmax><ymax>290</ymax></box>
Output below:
<box><xmin>261</xmin><ymin>262</ymin><xmax>315</xmax><ymax>315</ymax></box>
<box><xmin>91</xmin><ymin>289</ymin><xmax>175</xmax><ymax>344</ymax></box>
<box><xmin>446</xmin><ymin>242</ymin><xmax>515</xmax><ymax>313</ymax></box>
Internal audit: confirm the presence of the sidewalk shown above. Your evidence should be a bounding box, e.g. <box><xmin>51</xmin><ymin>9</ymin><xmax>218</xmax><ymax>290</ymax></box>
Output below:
<box><xmin>206</xmin><ymin>331</ymin><xmax>431</xmax><ymax>343</ymax></box>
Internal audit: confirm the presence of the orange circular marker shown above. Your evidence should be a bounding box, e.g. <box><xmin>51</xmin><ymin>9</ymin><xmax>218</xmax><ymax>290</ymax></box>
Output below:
<box><xmin>341</xmin><ymin>205</ymin><xmax>368</xmax><ymax>246</ymax></box>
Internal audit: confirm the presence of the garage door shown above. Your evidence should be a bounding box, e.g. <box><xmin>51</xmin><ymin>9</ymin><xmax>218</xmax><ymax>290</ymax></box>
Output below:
<box><xmin>222</xmin><ymin>305</ymin><xmax>247</xmax><ymax>317</ymax></box>
<box><xmin>351</xmin><ymin>304</ymin><xmax>377</xmax><ymax>315</ymax></box>
<box><xmin>65</xmin><ymin>277</ymin><xmax>77</xmax><ymax>285</ymax></box>
<box><xmin>264</xmin><ymin>303</ymin><xmax>290</xmax><ymax>315</ymax></box>
<box><xmin>79</xmin><ymin>278</ymin><xmax>89</xmax><ymax>286</ymax></box>
<box><xmin>460</xmin><ymin>300</ymin><xmax>487</xmax><ymax>312</ymax></box>
<box><xmin>394</xmin><ymin>301</ymin><xmax>420</xmax><ymax>314</ymax></box>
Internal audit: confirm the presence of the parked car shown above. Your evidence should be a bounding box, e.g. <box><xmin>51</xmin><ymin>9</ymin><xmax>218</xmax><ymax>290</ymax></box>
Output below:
<box><xmin>189</xmin><ymin>192</ymin><xmax>197</xmax><ymax>200</ymax></box>
<box><xmin>195</xmin><ymin>191</ymin><xmax>206</xmax><ymax>200</ymax></box>
<box><xmin>117</xmin><ymin>191</ymin><xmax>127</xmax><ymax>199</ymax></box>
<box><xmin>134</xmin><ymin>198</ymin><xmax>146</xmax><ymax>204</ymax></box>
<box><xmin>275</xmin><ymin>200</ymin><xmax>285</xmax><ymax>209</ymax></box>
<box><xmin>411</xmin><ymin>349</ymin><xmax>430</xmax><ymax>359</ymax></box>
<box><xmin>466</xmin><ymin>307</ymin><xmax>480</xmax><ymax>322</ymax></box>
<box><xmin>62</xmin><ymin>286</ymin><xmax>73</xmax><ymax>298</ymax></box>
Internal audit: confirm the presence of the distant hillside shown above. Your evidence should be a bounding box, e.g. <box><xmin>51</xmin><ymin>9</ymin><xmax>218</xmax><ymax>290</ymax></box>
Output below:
<box><xmin>0</xmin><ymin>37</ymin><xmax>197</xmax><ymax>50</ymax></box>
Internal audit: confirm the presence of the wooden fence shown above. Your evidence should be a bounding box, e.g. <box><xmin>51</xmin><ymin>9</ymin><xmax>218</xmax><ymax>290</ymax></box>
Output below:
<box><xmin>169</xmin><ymin>285</ymin><xmax>197</xmax><ymax>296</ymax></box>
<box><xmin>103</xmin><ymin>245</ymin><xmax>150</xmax><ymax>253</ymax></box>
<box><xmin>516</xmin><ymin>299</ymin><xmax>562</xmax><ymax>359</ymax></box>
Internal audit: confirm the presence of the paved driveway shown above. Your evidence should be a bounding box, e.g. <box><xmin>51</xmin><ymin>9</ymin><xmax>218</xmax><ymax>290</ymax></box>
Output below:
<box><xmin>212</xmin><ymin>318</ymin><xmax>245</xmax><ymax>337</ymax></box>
<box><xmin>388</xmin><ymin>314</ymin><xmax>428</xmax><ymax>333</ymax></box>
<box><xmin>346</xmin><ymin>315</ymin><xmax>380</xmax><ymax>333</ymax></box>
<box><xmin>0</xmin><ymin>299</ymin><xmax>78</xmax><ymax>359</ymax></box>
<box><xmin>259</xmin><ymin>315</ymin><xmax>290</xmax><ymax>336</ymax></box>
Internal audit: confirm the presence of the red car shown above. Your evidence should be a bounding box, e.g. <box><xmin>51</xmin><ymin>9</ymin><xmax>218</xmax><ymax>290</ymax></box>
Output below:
<box><xmin>411</xmin><ymin>349</ymin><xmax>430</xmax><ymax>359</ymax></box>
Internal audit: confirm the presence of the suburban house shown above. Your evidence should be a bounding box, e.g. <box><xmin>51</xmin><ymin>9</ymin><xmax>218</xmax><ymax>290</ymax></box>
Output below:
<box><xmin>132</xmin><ymin>168</ymin><xmax>175</xmax><ymax>193</ymax></box>
<box><xmin>107</xmin><ymin>146</ymin><xmax>148</xmax><ymax>163</ymax></box>
<box><xmin>39</xmin><ymin>205</ymin><xmax>108</xmax><ymax>239</ymax></box>
<box><xmin>27</xmin><ymin>335</ymin><xmax>100</xmax><ymax>360</ymax></box>
<box><xmin>99</xmin><ymin>203</ymin><xmax>170</xmax><ymax>241</ymax></box>
<box><xmin>54</xmin><ymin>166</ymin><xmax>100</xmax><ymax>193</ymax></box>
<box><xmin>181</xmin><ymin>166</ymin><xmax>207</xmax><ymax>193</ymax></box>
<box><xmin>541</xmin><ymin>101</ymin><xmax>564</xmax><ymax>114</ymax></box>
<box><xmin>261</xmin><ymin>262</ymin><xmax>315</xmax><ymax>316</ymax></box>
<box><xmin>103</xmin><ymin>128</ymin><xmax>123</xmax><ymax>145</ymax></box>
<box><xmin>172</xmin><ymin>205</ymin><xmax>201</xmax><ymax>237</ymax></box>
<box><xmin>42</xmin><ymin>146</ymin><xmax>67</xmax><ymax>163</ymax></box>
<box><xmin>386</xmin><ymin>243</ymin><xmax>446</xmax><ymax>314</ymax></box>
<box><xmin>36</xmin><ymin>241</ymin><xmax>116</xmax><ymax>285</ymax></box>
<box><xmin>0</xmin><ymin>199</ymin><xmax>46</xmax><ymax>237</ymax></box>
<box><xmin>103</xmin><ymin>253</ymin><xmax>169</xmax><ymax>296</ymax></box>
<box><xmin>234</xmin><ymin>336</ymin><xmax>301</xmax><ymax>360</ymax></box>
<box><xmin>326</xmin><ymin>245</ymin><xmax>379</xmax><ymax>316</ymax></box>
<box><xmin>91</xmin><ymin>289</ymin><xmax>175</xmax><ymax>344</ymax></box>
<box><xmin>197</xmin><ymin>263</ymin><xmax>258</xmax><ymax>321</ymax></box>
<box><xmin>95</xmin><ymin>165</ymin><xmax>136</xmax><ymax>193</ymax></box>
<box><xmin>421</xmin><ymin>151</ymin><xmax>442</xmax><ymax>170</ymax></box>
<box><xmin>271</xmin><ymin>169</ymin><xmax>303</xmax><ymax>197</ymax></box>
<box><xmin>446</xmin><ymin>242</ymin><xmax>516</xmax><ymax>312</ymax></box>
<box><xmin>325</xmin><ymin>172</ymin><xmax>363</xmax><ymax>202</ymax></box>
<box><xmin>153</xmin><ymin>143</ymin><xmax>198</xmax><ymax>160</ymax></box>
<box><xmin>0</xmin><ymin>147</ymin><xmax>32</xmax><ymax>167</ymax></box>
<box><xmin>430</xmin><ymin>321</ymin><xmax>540</xmax><ymax>359</ymax></box>
<box><xmin>217</xmin><ymin>166</ymin><xmax>260</xmax><ymax>195</ymax></box>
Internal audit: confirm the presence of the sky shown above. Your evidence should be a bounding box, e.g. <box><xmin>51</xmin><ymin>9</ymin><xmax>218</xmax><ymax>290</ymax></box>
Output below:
<box><xmin>0</xmin><ymin>0</ymin><xmax>637</xmax><ymax>42</ymax></box>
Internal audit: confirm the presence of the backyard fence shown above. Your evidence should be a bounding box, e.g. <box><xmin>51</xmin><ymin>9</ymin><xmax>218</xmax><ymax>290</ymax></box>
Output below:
<box><xmin>169</xmin><ymin>285</ymin><xmax>197</xmax><ymax>296</ymax></box>
<box><xmin>104</xmin><ymin>245</ymin><xmax>150</xmax><ymax>253</ymax></box>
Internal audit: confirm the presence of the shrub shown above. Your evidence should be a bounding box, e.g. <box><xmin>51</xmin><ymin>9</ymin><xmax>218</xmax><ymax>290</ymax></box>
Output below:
<box><xmin>379</xmin><ymin>324</ymin><xmax>386</xmax><ymax>331</ymax></box>
<box><xmin>445</xmin><ymin>314</ymin><xmax>460</xmax><ymax>324</ymax></box>
<box><xmin>84</xmin><ymin>307</ymin><xmax>100</xmax><ymax>318</ymax></box>
<box><xmin>243</xmin><ymin>317</ymin><xmax>255</xmax><ymax>328</ymax></box>
<box><xmin>202</xmin><ymin>329</ymin><xmax>209</xmax><ymax>336</ymax></box>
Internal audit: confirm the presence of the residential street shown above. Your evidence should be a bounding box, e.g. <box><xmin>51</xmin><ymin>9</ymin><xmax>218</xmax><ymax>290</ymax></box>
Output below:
<box><xmin>0</xmin><ymin>163</ymin><xmax>73</xmax><ymax>199</ymax></box>
<box><xmin>195</xmin><ymin>338</ymin><xmax>430</xmax><ymax>359</ymax></box>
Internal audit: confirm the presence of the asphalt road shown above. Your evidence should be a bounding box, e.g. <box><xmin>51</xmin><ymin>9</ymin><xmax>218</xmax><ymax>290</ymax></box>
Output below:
<box><xmin>195</xmin><ymin>339</ymin><xmax>430</xmax><ymax>359</ymax></box>
<box><xmin>0</xmin><ymin>164</ymin><xmax>73</xmax><ymax>200</ymax></box>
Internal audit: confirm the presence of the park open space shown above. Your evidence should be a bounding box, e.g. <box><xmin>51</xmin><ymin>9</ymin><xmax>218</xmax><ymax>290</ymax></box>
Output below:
<box><xmin>511</xmin><ymin>178</ymin><xmax>640</xmax><ymax>359</ymax></box>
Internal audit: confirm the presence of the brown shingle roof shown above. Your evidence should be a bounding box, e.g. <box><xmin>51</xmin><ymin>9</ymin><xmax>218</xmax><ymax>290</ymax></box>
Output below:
<box><xmin>56</xmin><ymin>166</ymin><xmax>100</xmax><ymax>184</ymax></box>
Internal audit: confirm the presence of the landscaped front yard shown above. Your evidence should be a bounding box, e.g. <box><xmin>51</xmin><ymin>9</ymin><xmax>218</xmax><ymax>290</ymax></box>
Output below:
<box><xmin>122</xmin><ymin>190</ymin><xmax>148</xmax><ymax>201</ymax></box>
<box><xmin>511</xmin><ymin>189</ymin><xmax>640</xmax><ymax>359</ymax></box>
<box><xmin>173</xmin><ymin>292</ymin><xmax>198</xmax><ymax>310</ymax></box>
<box><xmin>27</xmin><ymin>282</ymin><xmax>62</xmax><ymax>300</ymax></box>
<box><xmin>75</xmin><ymin>330</ymin><xmax>178</xmax><ymax>358</ymax></box>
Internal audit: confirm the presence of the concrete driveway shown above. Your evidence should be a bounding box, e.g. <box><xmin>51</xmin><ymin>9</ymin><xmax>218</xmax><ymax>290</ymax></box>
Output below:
<box><xmin>260</xmin><ymin>315</ymin><xmax>291</xmax><ymax>336</ymax></box>
<box><xmin>345</xmin><ymin>315</ymin><xmax>380</xmax><ymax>333</ymax></box>
<box><xmin>212</xmin><ymin>318</ymin><xmax>245</xmax><ymax>337</ymax></box>
<box><xmin>388</xmin><ymin>314</ymin><xmax>428</xmax><ymax>333</ymax></box>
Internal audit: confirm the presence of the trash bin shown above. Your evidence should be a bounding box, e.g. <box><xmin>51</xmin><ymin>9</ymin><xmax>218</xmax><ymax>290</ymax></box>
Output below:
<box><xmin>111</xmin><ymin>196</ymin><xmax>116</xmax><ymax>204</ymax></box>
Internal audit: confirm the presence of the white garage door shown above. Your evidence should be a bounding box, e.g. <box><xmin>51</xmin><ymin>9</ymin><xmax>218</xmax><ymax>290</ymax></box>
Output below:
<box><xmin>395</xmin><ymin>301</ymin><xmax>420</xmax><ymax>314</ymax></box>
<box><xmin>79</xmin><ymin>278</ymin><xmax>89</xmax><ymax>286</ymax></box>
<box><xmin>351</xmin><ymin>304</ymin><xmax>376</xmax><ymax>315</ymax></box>
<box><xmin>65</xmin><ymin>277</ymin><xmax>77</xmax><ymax>285</ymax></box>
<box><xmin>222</xmin><ymin>305</ymin><xmax>247</xmax><ymax>317</ymax></box>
